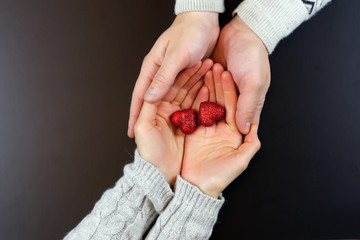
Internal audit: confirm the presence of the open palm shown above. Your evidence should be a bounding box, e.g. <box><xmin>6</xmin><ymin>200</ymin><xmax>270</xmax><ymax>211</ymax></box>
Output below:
<box><xmin>182</xmin><ymin>64</ymin><xmax>261</xmax><ymax>198</ymax></box>
<box><xmin>135</xmin><ymin>60</ymin><xmax>213</xmax><ymax>186</ymax></box>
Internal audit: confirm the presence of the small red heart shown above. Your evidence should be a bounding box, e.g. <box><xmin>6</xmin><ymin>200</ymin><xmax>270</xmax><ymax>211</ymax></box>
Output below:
<box><xmin>199</xmin><ymin>101</ymin><xmax>225</xmax><ymax>126</ymax></box>
<box><xmin>170</xmin><ymin>109</ymin><xmax>197</xmax><ymax>134</ymax></box>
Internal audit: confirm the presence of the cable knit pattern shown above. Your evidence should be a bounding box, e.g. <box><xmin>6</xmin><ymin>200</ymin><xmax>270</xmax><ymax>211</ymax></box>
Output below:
<box><xmin>64</xmin><ymin>150</ymin><xmax>174</xmax><ymax>240</ymax></box>
<box><xmin>175</xmin><ymin>0</ymin><xmax>225</xmax><ymax>15</ymax></box>
<box><xmin>234</xmin><ymin>0</ymin><xmax>332</xmax><ymax>53</ymax></box>
<box><xmin>145</xmin><ymin>176</ymin><xmax>224</xmax><ymax>240</ymax></box>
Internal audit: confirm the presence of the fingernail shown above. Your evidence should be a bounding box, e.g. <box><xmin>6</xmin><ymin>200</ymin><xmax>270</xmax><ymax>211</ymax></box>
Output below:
<box><xmin>144</xmin><ymin>88</ymin><xmax>157</xmax><ymax>101</ymax></box>
<box><xmin>246</xmin><ymin>122</ymin><xmax>251</xmax><ymax>132</ymax></box>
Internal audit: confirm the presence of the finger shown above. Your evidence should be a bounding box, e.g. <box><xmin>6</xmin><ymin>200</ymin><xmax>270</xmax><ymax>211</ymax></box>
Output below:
<box><xmin>252</xmin><ymin>103</ymin><xmax>263</xmax><ymax>126</ymax></box>
<box><xmin>229</xmin><ymin>124</ymin><xmax>261</xmax><ymax>176</ymax></box>
<box><xmin>144</xmin><ymin>49</ymin><xmax>192</xmax><ymax>103</ymax></box>
<box><xmin>128</xmin><ymin>54</ymin><xmax>161</xmax><ymax>138</ymax></box>
<box><xmin>211</xmin><ymin>45</ymin><xmax>227</xmax><ymax>68</ymax></box>
<box><xmin>172</xmin><ymin>59</ymin><xmax>213</xmax><ymax>105</ymax></box>
<box><xmin>204</xmin><ymin>70</ymin><xmax>216</xmax><ymax>102</ymax></box>
<box><xmin>236</xmin><ymin>88</ymin><xmax>263</xmax><ymax>135</ymax></box>
<box><xmin>236</xmin><ymin>124</ymin><xmax>261</xmax><ymax>166</ymax></box>
<box><xmin>213</xmin><ymin>63</ymin><xmax>225</xmax><ymax>106</ymax></box>
<box><xmin>180</xmin><ymin>79</ymin><xmax>204</xmax><ymax>109</ymax></box>
<box><xmin>163</xmin><ymin>61</ymin><xmax>201</xmax><ymax>102</ymax></box>
<box><xmin>221</xmin><ymin>71</ymin><xmax>237</xmax><ymax>127</ymax></box>
<box><xmin>128</xmin><ymin>92</ymin><xmax>144</xmax><ymax>138</ymax></box>
<box><xmin>192</xmin><ymin>85</ymin><xmax>209</xmax><ymax>112</ymax></box>
<box><xmin>243</xmin><ymin>123</ymin><xmax>260</xmax><ymax>143</ymax></box>
<box><xmin>137</xmin><ymin>101</ymin><xmax>160</xmax><ymax>126</ymax></box>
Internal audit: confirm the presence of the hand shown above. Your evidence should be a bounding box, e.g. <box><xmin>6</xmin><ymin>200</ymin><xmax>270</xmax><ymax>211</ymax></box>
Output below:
<box><xmin>129</xmin><ymin>12</ymin><xmax>220</xmax><ymax>137</ymax></box>
<box><xmin>181</xmin><ymin>64</ymin><xmax>261</xmax><ymax>198</ymax></box>
<box><xmin>134</xmin><ymin>60</ymin><xmax>213</xmax><ymax>186</ymax></box>
<box><xmin>212</xmin><ymin>15</ymin><xmax>270</xmax><ymax>135</ymax></box>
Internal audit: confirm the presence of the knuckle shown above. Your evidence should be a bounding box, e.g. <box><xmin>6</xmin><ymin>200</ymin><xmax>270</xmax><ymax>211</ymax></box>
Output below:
<box><xmin>166</xmin><ymin>50</ymin><xmax>176</xmax><ymax>59</ymax></box>
<box><xmin>242</xmin><ymin>76</ymin><xmax>266</xmax><ymax>93</ymax></box>
<box><xmin>265</xmin><ymin>73</ymin><xmax>271</xmax><ymax>86</ymax></box>
<box><xmin>250</xmin><ymin>79</ymin><xmax>264</xmax><ymax>91</ymax></box>
<box><xmin>153</xmin><ymin>72</ymin><xmax>168</xmax><ymax>87</ymax></box>
<box><xmin>238</xmin><ymin>160</ymin><xmax>249</xmax><ymax>173</ymax></box>
<box><xmin>237</xmin><ymin>109</ymin><xmax>254</xmax><ymax>119</ymax></box>
<box><xmin>179</xmin><ymin>86</ymin><xmax>189</xmax><ymax>96</ymax></box>
<box><xmin>134</xmin><ymin>121</ymin><xmax>144</xmax><ymax>135</ymax></box>
<box><xmin>129</xmin><ymin>111</ymin><xmax>139</xmax><ymax>119</ymax></box>
<box><xmin>255</xmin><ymin>139</ymin><xmax>262</xmax><ymax>151</ymax></box>
<box><xmin>143</xmin><ymin>53</ymin><xmax>152</xmax><ymax>64</ymax></box>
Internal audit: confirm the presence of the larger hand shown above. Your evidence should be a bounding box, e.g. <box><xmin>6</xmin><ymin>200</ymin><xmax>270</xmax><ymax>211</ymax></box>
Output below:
<box><xmin>212</xmin><ymin>16</ymin><xmax>270</xmax><ymax>135</ymax></box>
<box><xmin>129</xmin><ymin>12</ymin><xmax>220</xmax><ymax>137</ymax></box>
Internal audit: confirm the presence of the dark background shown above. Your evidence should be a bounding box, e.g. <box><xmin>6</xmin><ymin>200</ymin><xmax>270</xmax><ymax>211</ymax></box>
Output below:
<box><xmin>0</xmin><ymin>0</ymin><xmax>359</xmax><ymax>239</ymax></box>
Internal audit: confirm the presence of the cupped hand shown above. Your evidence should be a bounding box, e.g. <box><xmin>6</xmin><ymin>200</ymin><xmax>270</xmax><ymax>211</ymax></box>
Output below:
<box><xmin>212</xmin><ymin>15</ymin><xmax>270</xmax><ymax>135</ymax></box>
<box><xmin>181</xmin><ymin>64</ymin><xmax>261</xmax><ymax>198</ymax></box>
<box><xmin>135</xmin><ymin>60</ymin><xmax>213</xmax><ymax>186</ymax></box>
<box><xmin>129</xmin><ymin>12</ymin><xmax>220</xmax><ymax>137</ymax></box>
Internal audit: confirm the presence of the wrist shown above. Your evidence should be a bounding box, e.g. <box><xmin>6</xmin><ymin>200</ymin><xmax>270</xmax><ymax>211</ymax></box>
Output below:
<box><xmin>136</xmin><ymin>147</ymin><xmax>179</xmax><ymax>186</ymax></box>
<box><xmin>181</xmin><ymin>173</ymin><xmax>223</xmax><ymax>199</ymax></box>
<box><xmin>233</xmin><ymin>0</ymin><xmax>308</xmax><ymax>53</ymax></box>
<box><xmin>230</xmin><ymin>15</ymin><xmax>269</xmax><ymax>54</ymax></box>
<box><xmin>176</xmin><ymin>11</ymin><xmax>219</xmax><ymax>31</ymax></box>
<box><xmin>195</xmin><ymin>181</ymin><xmax>223</xmax><ymax>199</ymax></box>
<box><xmin>126</xmin><ymin>150</ymin><xmax>174</xmax><ymax>212</ymax></box>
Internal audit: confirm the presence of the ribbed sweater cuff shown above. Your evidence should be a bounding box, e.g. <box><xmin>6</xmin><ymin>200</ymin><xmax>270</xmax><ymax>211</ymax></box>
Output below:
<box><xmin>123</xmin><ymin>150</ymin><xmax>174</xmax><ymax>213</ymax></box>
<box><xmin>173</xmin><ymin>176</ymin><xmax>224</xmax><ymax>229</ymax></box>
<box><xmin>234</xmin><ymin>0</ymin><xmax>309</xmax><ymax>53</ymax></box>
<box><xmin>175</xmin><ymin>0</ymin><xmax>225</xmax><ymax>15</ymax></box>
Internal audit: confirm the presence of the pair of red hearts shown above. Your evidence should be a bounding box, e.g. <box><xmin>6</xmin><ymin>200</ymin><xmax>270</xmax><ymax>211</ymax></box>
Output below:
<box><xmin>170</xmin><ymin>101</ymin><xmax>225</xmax><ymax>134</ymax></box>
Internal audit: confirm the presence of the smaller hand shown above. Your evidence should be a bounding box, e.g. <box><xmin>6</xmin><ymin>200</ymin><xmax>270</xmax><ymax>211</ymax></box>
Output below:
<box><xmin>212</xmin><ymin>16</ymin><xmax>270</xmax><ymax>135</ymax></box>
<box><xmin>135</xmin><ymin>60</ymin><xmax>213</xmax><ymax>186</ymax></box>
<box><xmin>181</xmin><ymin>64</ymin><xmax>261</xmax><ymax>198</ymax></box>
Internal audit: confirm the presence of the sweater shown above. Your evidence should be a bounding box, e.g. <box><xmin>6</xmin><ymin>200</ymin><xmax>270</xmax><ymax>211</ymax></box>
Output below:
<box><xmin>64</xmin><ymin>150</ymin><xmax>224</xmax><ymax>240</ymax></box>
<box><xmin>175</xmin><ymin>0</ymin><xmax>332</xmax><ymax>53</ymax></box>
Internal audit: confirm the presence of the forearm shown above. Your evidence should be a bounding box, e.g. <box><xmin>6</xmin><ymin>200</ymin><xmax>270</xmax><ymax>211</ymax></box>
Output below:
<box><xmin>64</xmin><ymin>150</ymin><xmax>174</xmax><ymax>240</ymax></box>
<box><xmin>234</xmin><ymin>0</ymin><xmax>332</xmax><ymax>53</ymax></box>
<box><xmin>145</xmin><ymin>176</ymin><xmax>224</xmax><ymax>240</ymax></box>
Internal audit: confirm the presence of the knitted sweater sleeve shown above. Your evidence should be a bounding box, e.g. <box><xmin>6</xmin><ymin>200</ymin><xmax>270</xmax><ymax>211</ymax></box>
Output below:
<box><xmin>63</xmin><ymin>150</ymin><xmax>174</xmax><ymax>240</ymax></box>
<box><xmin>145</xmin><ymin>176</ymin><xmax>224</xmax><ymax>240</ymax></box>
<box><xmin>175</xmin><ymin>0</ymin><xmax>225</xmax><ymax>14</ymax></box>
<box><xmin>234</xmin><ymin>0</ymin><xmax>332</xmax><ymax>53</ymax></box>
<box><xmin>175</xmin><ymin>0</ymin><xmax>331</xmax><ymax>53</ymax></box>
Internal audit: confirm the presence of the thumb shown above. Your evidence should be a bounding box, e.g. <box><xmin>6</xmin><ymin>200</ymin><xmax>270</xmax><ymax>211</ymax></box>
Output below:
<box><xmin>222</xmin><ymin>124</ymin><xmax>261</xmax><ymax>187</ymax></box>
<box><xmin>134</xmin><ymin>102</ymin><xmax>160</xmax><ymax>140</ymax></box>
<box><xmin>135</xmin><ymin>102</ymin><xmax>160</xmax><ymax>138</ymax></box>
<box><xmin>236</xmin><ymin>90</ymin><xmax>262</xmax><ymax>135</ymax></box>
<box><xmin>137</xmin><ymin>101</ymin><xmax>160</xmax><ymax>124</ymax></box>
<box><xmin>144</xmin><ymin>50</ymin><xmax>189</xmax><ymax>103</ymax></box>
<box><xmin>232</xmin><ymin>124</ymin><xmax>261</xmax><ymax>172</ymax></box>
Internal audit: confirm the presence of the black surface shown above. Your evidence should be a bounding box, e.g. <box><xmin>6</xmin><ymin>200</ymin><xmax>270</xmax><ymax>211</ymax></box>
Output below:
<box><xmin>0</xmin><ymin>0</ymin><xmax>359</xmax><ymax>239</ymax></box>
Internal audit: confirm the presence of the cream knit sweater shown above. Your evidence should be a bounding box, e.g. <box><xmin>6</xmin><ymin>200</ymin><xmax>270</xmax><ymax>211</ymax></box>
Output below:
<box><xmin>175</xmin><ymin>0</ymin><xmax>332</xmax><ymax>53</ymax></box>
<box><xmin>64</xmin><ymin>150</ymin><xmax>224</xmax><ymax>239</ymax></box>
<box><xmin>65</xmin><ymin>2</ymin><xmax>333</xmax><ymax>239</ymax></box>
